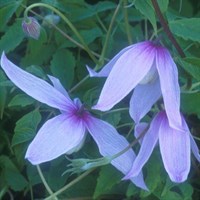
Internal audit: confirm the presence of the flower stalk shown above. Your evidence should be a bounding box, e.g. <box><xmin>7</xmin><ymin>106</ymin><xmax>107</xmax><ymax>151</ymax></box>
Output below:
<box><xmin>24</xmin><ymin>3</ymin><xmax>98</xmax><ymax>64</ymax></box>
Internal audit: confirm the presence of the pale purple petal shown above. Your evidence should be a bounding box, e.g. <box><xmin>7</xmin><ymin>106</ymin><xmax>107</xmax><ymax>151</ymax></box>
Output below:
<box><xmin>48</xmin><ymin>75</ymin><xmax>71</xmax><ymax>99</ymax></box>
<box><xmin>25</xmin><ymin>114</ymin><xmax>86</xmax><ymax>164</ymax></box>
<box><xmin>190</xmin><ymin>134</ymin><xmax>200</xmax><ymax>162</ymax></box>
<box><xmin>156</xmin><ymin>48</ymin><xmax>182</xmax><ymax>130</ymax></box>
<box><xmin>86</xmin><ymin>45</ymin><xmax>134</xmax><ymax>77</ymax></box>
<box><xmin>124</xmin><ymin>112</ymin><xmax>162</xmax><ymax>179</ymax></box>
<box><xmin>130</xmin><ymin>78</ymin><xmax>161</xmax><ymax>123</ymax></box>
<box><xmin>159</xmin><ymin>112</ymin><xmax>190</xmax><ymax>183</ymax></box>
<box><xmin>85</xmin><ymin>116</ymin><xmax>148</xmax><ymax>190</ymax></box>
<box><xmin>134</xmin><ymin>122</ymin><xmax>149</xmax><ymax>144</ymax></box>
<box><xmin>93</xmin><ymin>41</ymin><xmax>155</xmax><ymax>111</ymax></box>
<box><xmin>1</xmin><ymin>52</ymin><xmax>75</xmax><ymax>111</ymax></box>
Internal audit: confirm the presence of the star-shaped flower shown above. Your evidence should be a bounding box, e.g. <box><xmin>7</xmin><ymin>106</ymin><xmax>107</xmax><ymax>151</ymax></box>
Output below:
<box><xmin>0</xmin><ymin>52</ymin><xmax>148</xmax><ymax>190</ymax></box>
<box><xmin>87</xmin><ymin>41</ymin><xmax>181</xmax><ymax>130</ymax></box>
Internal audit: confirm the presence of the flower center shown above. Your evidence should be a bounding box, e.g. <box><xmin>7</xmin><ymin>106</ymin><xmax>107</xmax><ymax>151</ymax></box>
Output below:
<box><xmin>139</xmin><ymin>65</ymin><xmax>158</xmax><ymax>85</ymax></box>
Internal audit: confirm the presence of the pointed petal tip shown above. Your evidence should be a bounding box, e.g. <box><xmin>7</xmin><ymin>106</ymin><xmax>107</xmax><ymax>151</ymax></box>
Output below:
<box><xmin>92</xmin><ymin>104</ymin><xmax>109</xmax><ymax>111</ymax></box>
<box><xmin>122</xmin><ymin>175</ymin><xmax>149</xmax><ymax>191</ymax></box>
<box><xmin>86</xmin><ymin>65</ymin><xmax>97</xmax><ymax>77</ymax></box>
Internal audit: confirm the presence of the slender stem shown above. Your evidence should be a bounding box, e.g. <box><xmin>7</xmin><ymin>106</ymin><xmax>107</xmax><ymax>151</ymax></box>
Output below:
<box><xmin>102</xmin><ymin>107</ymin><xmax>129</xmax><ymax>115</ymax></box>
<box><xmin>44</xmin><ymin>169</ymin><xmax>95</xmax><ymax>200</ymax></box>
<box><xmin>151</xmin><ymin>0</ymin><xmax>185</xmax><ymax>58</ymax></box>
<box><xmin>36</xmin><ymin>165</ymin><xmax>58</xmax><ymax>200</ymax></box>
<box><xmin>69</xmin><ymin>75</ymin><xmax>89</xmax><ymax>93</ymax></box>
<box><xmin>24</xmin><ymin>3</ymin><xmax>98</xmax><ymax>64</ymax></box>
<box><xmin>123</xmin><ymin>0</ymin><xmax>132</xmax><ymax>44</ymax></box>
<box><xmin>126</xmin><ymin>124</ymin><xmax>134</xmax><ymax>138</ymax></box>
<box><xmin>70</xmin><ymin>1</ymin><xmax>122</xmax><ymax>92</ymax></box>
<box><xmin>96</xmin><ymin>0</ymin><xmax>122</xmax><ymax>69</ymax></box>
<box><xmin>112</xmin><ymin>125</ymin><xmax>149</xmax><ymax>159</ymax></box>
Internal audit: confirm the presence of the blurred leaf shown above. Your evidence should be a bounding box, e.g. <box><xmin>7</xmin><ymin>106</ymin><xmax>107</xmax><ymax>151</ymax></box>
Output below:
<box><xmin>0</xmin><ymin>155</ymin><xmax>28</xmax><ymax>191</ymax></box>
<box><xmin>178</xmin><ymin>183</ymin><xmax>193</xmax><ymax>200</ymax></box>
<box><xmin>169</xmin><ymin>18</ymin><xmax>200</xmax><ymax>42</ymax></box>
<box><xmin>12</xmin><ymin>110</ymin><xmax>41</xmax><ymax>146</ymax></box>
<box><xmin>0</xmin><ymin>0</ymin><xmax>22</xmax><ymax>30</ymax></box>
<box><xmin>0</xmin><ymin>19</ymin><xmax>24</xmax><ymax>54</ymax></box>
<box><xmin>78</xmin><ymin>27</ymin><xmax>103</xmax><ymax>45</ymax></box>
<box><xmin>8</xmin><ymin>94</ymin><xmax>35</xmax><ymax>107</ymax></box>
<box><xmin>179</xmin><ymin>57</ymin><xmax>200</xmax><ymax>80</ymax></box>
<box><xmin>93</xmin><ymin>165</ymin><xmax>122</xmax><ymax>199</ymax></box>
<box><xmin>50</xmin><ymin>49</ymin><xmax>75</xmax><ymax>89</ymax></box>
<box><xmin>21</xmin><ymin>28</ymin><xmax>55</xmax><ymax>66</ymax></box>
<box><xmin>134</xmin><ymin>0</ymin><xmax>157</xmax><ymax>32</ymax></box>
<box><xmin>0</xmin><ymin>71</ymin><xmax>7</xmax><ymax>118</ymax></box>
<box><xmin>181</xmin><ymin>92</ymin><xmax>200</xmax><ymax>115</ymax></box>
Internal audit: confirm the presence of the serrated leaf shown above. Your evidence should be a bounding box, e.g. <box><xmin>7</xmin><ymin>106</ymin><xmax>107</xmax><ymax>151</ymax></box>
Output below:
<box><xmin>179</xmin><ymin>57</ymin><xmax>200</xmax><ymax>80</ymax></box>
<box><xmin>0</xmin><ymin>0</ymin><xmax>22</xmax><ymax>30</ymax></box>
<box><xmin>135</xmin><ymin>0</ymin><xmax>157</xmax><ymax>32</ymax></box>
<box><xmin>93</xmin><ymin>165</ymin><xmax>122</xmax><ymax>199</ymax></box>
<box><xmin>169</xmin><ymin>18</ymin><xmax>200</xmax><ymax>42</ymax></box>
<box><xmin>0</xmin><ymin>19</ymin><xmax>24</xmax><ymax>54</ymax></box>
<box><xmin>8</xmin><ymin>94</ymin><xmax>35</xmax><ymax>107</ymax></box>
<box><xmin>0</xmin><ymin>155</ymin><xmax>28</xmax><ymax>191</ymax></box>
<box><xmin>78</xmin><ymin>27</ymin><xmax>103</xmax><ymax>45</ymax></box>
<box><xmin>50</xmin><ymin>49</ymin><xmax>75</xmax><ymax>89</ymax></box>
<box><xmin>12</xmin><ymin>110</ymin><xmax>41</xmax><ymax>146</ymax></box>
<box><xmin>181</xmin><ymin>92</ymin><xmax>200</xmax><ymax>115</ymax></box>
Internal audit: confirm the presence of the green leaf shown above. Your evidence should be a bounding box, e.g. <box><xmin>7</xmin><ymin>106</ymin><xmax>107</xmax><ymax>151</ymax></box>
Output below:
<box><xmin>93</xmin><ymin>165</ymin><xmax>122</xmax><ymax>199</ymax></box>
<box><xmin>0</xmin><ymin>155</ymin><xmax>28</xmax><ymax>191</ymax></box>
<box><xmin>11</xmin><ymin>110</ymin><xmax>42</xmax><ymax>146</ymax></box>
<box><xmin>0</xmin><ymin>71</ymin><xmax>7</xmax><ymax>118</ymax></box>
<box><xmin>178</xmin><ymin>183</ymin><xmax>193</xmax><ymax>200</ymax></box>
<box><xmin>179</xmin><ymin>57</ymin><xmax>200</xmax><ymax>80</ymax></box>
<box><xmin>181</xmin><ymin>92</ymin><xmax>200</xmax><ymax>115</ymax></box>
<box><xmin>0</xmin><ymin>86</ymin><xmax>7</xmax><ymax>119</ymax></box>
<box><xmin>0</xmin><ymin>19</ymin><xmax>24</xmax><ymax>54</ymax></box>
<box><xmin>8</xmin><ymin>94</ymin><xmax>35</xmax><ymax>107</ymax></box>
<box><xmin>50</xmin><ymin>49</ymin><xmax>75</xmax><ymax>89</ymax></box>
<box><xmin>135</xmin><ymin>0</ymin><xmax>157</xmax><ymax>32</ymax></box>
<box><xmin>21</xmin><ymin>28</ymin><xmax>55</xmax><ymax>66</ymax></box>
<box><xmin>78</xmin><ymin>27</ymin><xmax>103</xmax><ymax>45</ymax></box>
<box><xmin>0</xmin><ymin>0</ymin><xmax>22</xmax><ymax>30</ymax></box>
<box><xmin>169</xmin><ymin>18</ymin><xmax>200</xmax><ymax>42</ymax></box>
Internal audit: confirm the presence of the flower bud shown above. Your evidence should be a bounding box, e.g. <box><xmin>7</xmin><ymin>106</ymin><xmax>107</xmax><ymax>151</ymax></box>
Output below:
<box><xmin>42</xmin><ymin>14</ymin><xmax>60</xmax><ymax>28</ymax></box>
<box><xmin>22</xmin><ymin>17</ymin><xmax>41</xmax><ymax>40</ymax></box>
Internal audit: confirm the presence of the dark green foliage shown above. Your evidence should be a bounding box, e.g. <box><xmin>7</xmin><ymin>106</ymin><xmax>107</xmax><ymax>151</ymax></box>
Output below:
<box><xmin>0</xmin><ymin>0</ymin><xmax>199</xmax><ymax>199</ymax></box>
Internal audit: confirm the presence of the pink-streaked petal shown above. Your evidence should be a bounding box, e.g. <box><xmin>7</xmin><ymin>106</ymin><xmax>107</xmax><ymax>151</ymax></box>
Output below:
<box><xmin>48</xmin><ymin>75</ymin><xmax>70</xmax><ymax>99</ymax></box>
<box><xmin>86</xmin><ymin>45</ymin><xmax>134</xmax><ymax>77</ymax></box>
<box><xmin>130</xmin><ymin>78</ymin><xmax>161</xmax><ymax>123</ymax></box>
<box><xmin>1</xmin><ymin>52</ymin><xmax>75</xmax><ymax>111</ymax></box>
<box><xmin>85</xmin><ymin>116</ymin><xmax>148</xmax><ymax>190</ymax></box>
<box><xmin>134</xmin><ymin>122</ymin><xmax>149</xmax><ymax>144</ymax></box>
<box><xmin>93</xmin><ymin>41</ymin><xmax>156</xmax><ymax>111</ymax></box>
<box><xmin>25</xmin><ymin>114</ymin><xmax>86</xmax><ymax>165</ymax></box>
<box><xmin>124</xmin><ymin>112</ymin><xmax>162</xmax><ymax>179</ymax></box>
<box><xmin>190</xmin><ymin>135</ymin><xmax>200</xmax><ymax>162</ymax></box>
<box><xmin>159</xmin><ymin>112</ymin><xmax>190</xmax><ymax>183</ymax></box>
<box><xmin>156</xmin><ymin>48</ymin><xmax>182</xmax><ymax>130</ymax></box>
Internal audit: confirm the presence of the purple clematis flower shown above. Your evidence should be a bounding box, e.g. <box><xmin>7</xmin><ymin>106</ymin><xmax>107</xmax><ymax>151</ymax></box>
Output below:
<box><xmin>22</xmin><ymin>17</ymin><xmax>41</xmax><ymax>40</ymax></box>
<box><xmin>0</xmin><ymin>52</ymin><xmax>148</xmax><ymax>190</ymax></box>
<box><xmin>87</xmin><ymin>41</ymin><xmax>181</xmax><ymax>130</ymax></box>
<box><xmin>123</xmin><ymin>111</ymin><xmax>200</xmax><ymax>183</ymax></box>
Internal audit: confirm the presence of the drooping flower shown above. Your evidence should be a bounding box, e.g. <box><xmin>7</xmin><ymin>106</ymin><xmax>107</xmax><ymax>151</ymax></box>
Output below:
<box><xmin>87</xmin><ymin>41</ymin><xmax>181</xmax><ymax>130</ymax></box>
<box><xmin>123</xmin><ymin>111</ymin><xmax>200</xmax><ymax>183</ymax></box>
<box><xmin>22</xmin><ymin>17</ymin><xmax>41</xmax><ymax>40</ymax></box>
<box><xmin>0</xmin><ymin>52</ymin><xmax>148</xmax><ymax>190</ymax></box>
